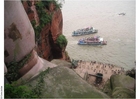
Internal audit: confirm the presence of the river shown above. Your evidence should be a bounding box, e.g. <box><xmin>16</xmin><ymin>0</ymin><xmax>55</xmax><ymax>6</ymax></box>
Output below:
<box><xmin>62</xmin><ymin>0</ymin><xmax>135</xmax><ymax>70</ymax></box>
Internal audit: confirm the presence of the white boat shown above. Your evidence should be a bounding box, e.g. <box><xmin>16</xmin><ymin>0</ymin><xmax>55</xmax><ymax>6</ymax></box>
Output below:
<box><xmin>77</xmin><ymin>36</ymin><xmax>107</xmax><ymax>45</ymax></box>
<box><xmin>72</xmin><ymin>27</ymin><xmax>98</xmax><ymax>36</ymax></box>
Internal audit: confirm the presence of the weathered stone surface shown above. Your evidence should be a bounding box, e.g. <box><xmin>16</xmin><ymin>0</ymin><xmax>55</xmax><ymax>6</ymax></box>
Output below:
<box><xmin>18</xmin><ymin>50</ymin><xmax>38</xmax><ymax>76</ymax></box>
<box><xmin>112</xmin><ymin>87</ymin><xmax>135</xmax><ymax>98</ymax></box>
<box><xmin>102</xmin><ymin>79</ymin><xmax>112</xmax><ymax>96</ymax></box>
<box><xmin>50</xmin><ymin>9</ymin><xmax>63</xmax><ymax>41</ymax></box>
<box><xmin>103</xmin><ymin>74</ymin><xmax>135</xmax><ymax>98</ymax></box>
<box><xmin>4</xmin><ymin>64</ymin><xmax>8</xmax><ymax>74</ymax></box>
<box><xmin>61</xmin><ymin>51</ymin><xmax>71</xmax><ymax>62</ymax></box>
<box><xmin>110</xmin><ymin>75</ymin><xmax>135</xmax><ymax>90</ymax></box>
<box><xmin>27</xmin><ymin>66</ymin><xmax>109</xmax><ymax>98</ymax></box>
<box><xmin>37</xmin><ymin>24</ymin><xmax>52</xmax><ymax>60</ymax></box>
<box><xmin>4</xmin><ymin>1</ymin><xmax>35</xmax><ymax>63</ymax></box>
<box><xmin>8</xmin><ymin>23</ymin><xmax>22</xmax><ymax>41</ymax></box>
<box><xmin>51</xmin><ymin>59</ymin><xmax>72</xmax><ymax>68</ymax></box>
<box><xmin>22</xmin><ymin>1</ymin><xmax>35</xmax><ymax>21</ymax></box>
<box><xmin>16</xmin><ymin>57</ymin><xmax>57</xmax><ymax>85</ymax></box>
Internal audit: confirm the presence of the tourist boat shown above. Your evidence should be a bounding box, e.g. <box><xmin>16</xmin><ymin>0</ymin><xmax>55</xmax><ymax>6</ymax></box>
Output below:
<box><xmin>72</xmin><ymin>27</ymin><xmax>98</xmax><ymax>36</ymax></box>
<box><xmin>77</xmin><ymin>36</ymin><xmax>107</xmax><ymax>45</ymax></box>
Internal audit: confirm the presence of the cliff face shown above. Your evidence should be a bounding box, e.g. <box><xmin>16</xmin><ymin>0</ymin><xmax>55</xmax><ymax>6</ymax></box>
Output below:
<box><xmin>22</xmin><ymin>1</ymin><xmax>64</xmax><ymax>61</ymax></box>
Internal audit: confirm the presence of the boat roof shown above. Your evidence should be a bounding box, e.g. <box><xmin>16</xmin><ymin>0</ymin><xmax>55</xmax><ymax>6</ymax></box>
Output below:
<box><xmin>99</xmin><ymin>38</ymin><xmax>103</xmax><ymax>41</ymax></box>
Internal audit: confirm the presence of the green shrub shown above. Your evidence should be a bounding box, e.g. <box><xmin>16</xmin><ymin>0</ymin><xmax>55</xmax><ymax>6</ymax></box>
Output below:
<box><xmin>42</xmin><ymin>0</ymin><xmax>63</xmax><ymax>10</ymax></box>
<box><xmin>52</xmin><ymin>0</ymin><xmax>63</xmax><ymax>9</ymax></box>
<box><xmin>30</xmin><ymin>0</ymin><xmax>64</xmax><ymax>41</ymax></box>
<box><xmin>5</xmin><ymin>84</ymin><xmax>36</xmax><ymax>98</ymax></box>
<box><xmin>5</xmin><ymin>68</ymin><xmax>50</xmax><ymax>98</ymax></box>
<box><xmin>31</xmin><ymin>1</ymin><xmax>52</xmax><ymax>41</ymax></box>
<box><xmin>5</xmin><ymin>53</ymin><xmax>31</xmax><ymax>83</ymax></box>
<box><xmin>35</xmin><ymin>1</ymin><xmax>52</xmax><ymax>25</ymax></box>
<box><xmin>56</xmin><ymin>34</ymin><xmax>68</xmax><ymax>48</ymax></box>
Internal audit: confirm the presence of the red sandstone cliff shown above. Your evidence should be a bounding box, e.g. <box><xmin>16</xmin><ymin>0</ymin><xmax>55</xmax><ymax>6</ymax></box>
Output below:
<box><xmin>4</xmin><ymin>1</ymin><xmax>70</xmax><ymax>83</ymax></box>
<box><xmin>22</xmin><ymin>1</ymin><xmax>70</xmax><ymax>61</ymax></box>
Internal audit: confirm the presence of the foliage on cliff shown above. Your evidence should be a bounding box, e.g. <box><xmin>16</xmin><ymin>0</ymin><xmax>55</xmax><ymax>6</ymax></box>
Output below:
<box><xmin>5</xmin><ymin>83</ymin><xmax>34</xmax><ymax>98</ymax></box>
<box><xmin>5</xmin><ymin>68</ymin><xmax>50</xmax><ymax>98</ymax></box>
<box><xmin>56</xmin><ymin>34</ymin><xmax>68</xmax><ymax>48</ymax></box>
<box><xmin>5</xmin><ymin>53</ymin><xmax>31</xmax><ymax>83</ymax></box>
<box><xmin>30</xmin><ymin>0</ymin><xmax>64</xmax><ymax>41</ymax></box>
<box><xmin>32</xmin><ymin>1</ymin><xmax>52</xmax><ymax>41</ymax></box>
<box><xmin>42</xmin><ymin>0</ymin><xmax>63</xmax><ymax>10</ymax></box>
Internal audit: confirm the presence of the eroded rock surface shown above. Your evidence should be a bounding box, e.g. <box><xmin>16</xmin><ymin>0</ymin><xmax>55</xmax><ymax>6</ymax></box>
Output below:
<box><xmin>27</xmin><ymin>66</ymin><xmax>109</xmax><ymax>98</ymax></box>
<box><xmin>22</xmin><ymin>1</ymin><xmax>64</xmax><ymax>61</ymax></box>
<box><xmin>103</xmin><ymin>74</ymin><xmax>135</xmax><ymax>98</ymax></box>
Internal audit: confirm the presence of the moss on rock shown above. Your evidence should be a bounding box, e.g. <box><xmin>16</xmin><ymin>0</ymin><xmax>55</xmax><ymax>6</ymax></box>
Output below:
<box><xmin>102</xmin><ymin>79</ymin><xmax>112</xmax><ymax>96</ymax></box>
<box><xmin>26</xmin><ymin>66</ymin><xmax>109</xmax><ymax>98</ymax></box>
<box><xmin>51</xmin><ymin>59</ymin><xmax>72</xmax><ymax>68</ymax></box>
<box><xmin>112</xmin><ymin>87</ymin><xmax>135</xmax><ymax>98</ymax></box>
<box><xmin>110</xmin><ymin>74</ymin><xmax>135</xmax><ymax>90</ymax></box>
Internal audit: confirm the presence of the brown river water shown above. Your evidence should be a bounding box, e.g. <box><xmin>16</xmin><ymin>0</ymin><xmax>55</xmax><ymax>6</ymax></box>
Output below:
<box><xmin>62</xmin><ymin>0</ymin><xmax>135</xmax><ymax>70</ymax></box>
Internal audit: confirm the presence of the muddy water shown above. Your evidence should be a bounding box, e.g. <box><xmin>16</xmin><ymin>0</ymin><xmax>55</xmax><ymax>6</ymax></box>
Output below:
<box><xmin>62</xmin><ymin>0</ymin><xmax>135</xmax><ymax>70</ymax></box>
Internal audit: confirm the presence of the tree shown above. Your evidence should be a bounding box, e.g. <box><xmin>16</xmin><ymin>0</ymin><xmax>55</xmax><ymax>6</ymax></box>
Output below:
<box><xmin>56</xmin><ymin>34</ymin><xmax>68</xmax><ymax>49</ymax></box>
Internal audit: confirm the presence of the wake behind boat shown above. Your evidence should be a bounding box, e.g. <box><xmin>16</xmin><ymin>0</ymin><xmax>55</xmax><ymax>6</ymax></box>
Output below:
<box><xmin>72</xmin><ymin>27</ymin><xmax>98</xmax><ymax>36</ymax></box>
<box><xmin>77</xmin><ymin>36</ymin><xmax>107</xmax><ymax>45</ymax></box>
